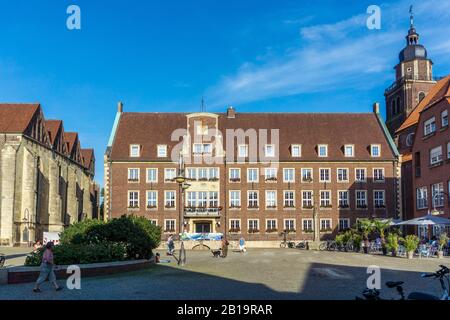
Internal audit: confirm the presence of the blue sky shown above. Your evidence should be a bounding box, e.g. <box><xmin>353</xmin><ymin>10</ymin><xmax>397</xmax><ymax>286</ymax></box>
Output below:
<box><xmin>1</xmin><ymin>0</ymin><xmax>449</xmax><ymax>186</ymax></box>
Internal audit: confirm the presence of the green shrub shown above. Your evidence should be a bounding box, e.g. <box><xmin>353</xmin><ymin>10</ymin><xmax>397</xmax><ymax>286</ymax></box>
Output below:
<box><xmin>335</xmin><ymin>234</ymin><xmax>345</xmax><ymax>247</ymax></box>
<box><xmin>403</xmin><ymin>235</ymin><xmax>419</xmax><ymax>253</ymax></box>
<box><xmin>25</xmin><ymin>242</ymin><xmax>127</xmax><ymax>266</ymax></box>
<box><xmin>60</xmin><ymin>219</ymin><xmax>105</xmax><ymax>245</ymax></box>
<box><xmin>439</xmin><ymin>234</ymin><xmax>449</xmax><ymax>251</ymax></box>
<box><xmin>386</xmin><ymin>233</ymin><xmax>400</xmax><ymax>253</ymax></box>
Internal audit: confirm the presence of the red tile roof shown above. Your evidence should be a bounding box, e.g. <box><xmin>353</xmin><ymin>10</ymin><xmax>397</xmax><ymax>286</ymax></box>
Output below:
<box><xmin>45</xmin><ymin>120</ymin><xmax>62</xmax><ymax>145</ymax></box>
<box><xmin>64</xmin><ymin>132</ymin><xmax>78</xmax><ymax>154</ymax></box>
<box><xmin>110</xmin><ymin>112</ymin><xmax>396</xmax><ymax>161</ymax></box>
<box><xmin>396</xmin><ymin>75</ymin><xmax>450</xmax><ymax>133</ymax></box>
<box><xmin>81</xmin><ymin>149</ymin><xmax>94</xmax><ymax>169</ymax></box>
<box><xmin>0</xmin><ymin>103</ymin><xmax>40</xmax><ymax>133</ymax></box>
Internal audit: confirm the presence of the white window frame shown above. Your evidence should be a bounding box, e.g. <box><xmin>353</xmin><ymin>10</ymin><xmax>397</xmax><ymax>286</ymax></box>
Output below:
<box><xmin>146</xmin><ymin>190</ymin><xmax>158</xmax><ymax>209</ymax></box>
<box><xmin>374</xmin><ymin>190</ymin><xmax>385</xmax><ymax>208</ymax></box>
<box><xmin>157</xmin><ymin>144</ymin><xmax>167</xmax><ymax>158</ymax></box>
<box><xmin>318</xmin><ymin>144</ymin><xmax>328</xmax><ymax>157</ymax></box>
<box><xmin>264</xmin><ymin>167</ymin><xmax>277</xmax><ymax>181</ymax></box>
<box><xmin>283</xmin><ymin>168</ymin><xmax>295</xmax><ymax>183</ymax></box>
<box><xmin>424</xmin><ymin>117</ymin><xmax>436</xmax><ymax>136</ymax></box>
<box><xmin>416</xmin><ymin>187</ymin><xmax>428</xmax><ymax>209</ymax></box>
<box><xmin>247</xmin><ymin>190</ymin><xmax>259</xmax><ymax>209</ymax></box>
<box><xmin>284</xmin><ymin>219</ymin><xmax>296</xmax><ymax>232</ymax></box>
<box><xmin>146</xmin><ymin>168</ymin><xmax>158</xmax><ymax>183</ymax></box>
<box><xmin>301</xmin><ymin>168</ymin><xmax>313</xmax><ymax>182</ymax></box>
<box><xmin>130</xmin><ymin>144</ymin><xmax>140</xmax><ymax>157</ymax></box>
<box><xmin>432</xmin><ymin>183</ymin><xmax>444</xmax><ymax>208</ymax></box>
<box><xmin>164</xmin><ymin>219</ymin><xmax>176</xmax><ymax>233</ymax></box>
<box><xmin>247</xmin><ymin>168</ymin><xmax>259</xmax><ymax>183</ymax></box>
<box><xmin>338</xmin><ymin>190</ymin><xmax>349</xmax><ymax>208</ymax></box>
<box><xmin>302</xmin><ymin>219</ymin><xmax>314</xmax><ymax>232</ymax></box>
<box><xmin>373</xmin><ymin>168</ymin><xmax>385</xmax><ymax>182</ymax></box>
<box><xmin>447</xmin><ymin>142</ymin><xmax>450</xmax><ymax>159</ymax></box>
<box><xmin>265</xmin><ymin>190</ymin><xmax>277</xmax><ymax>209</ymax></box>
<box><xmin>338</xmin><ymin>218</ymin><xmax>350</xmax><ymax>231</ymax></box>
<box><xmin>128</xmin><ymin>191</ymin><xmax>139</xmax><ymax>208</ymax></box>
<box><xmin>430</xmin><ymin>146</ymin><xmax>443</xmax><ymax>165</ymax></box>
<box><xmin>229</xmin><ymin>168</ymin><xmax>241</xmax><ymax>182</ymax></box>
<box><xmin>356</xmin><ymin>190</ymin><xmax>368</xmax><ymax>208</ymax></box>
<box><xmin>229</xmin><ymin>190</ymin><xmax>241</xmax><ymax>208</ymax></box>
<box><xmin>355</xmin><ymin>168</ymin><xmax>367</xmax><ymax>182</ymax></box>
<box><xmin>337</xmin><ymin>168</ymin><xmax>349</xmax><ymax>182</ymax></box>
<box><xmin>320</xmin><ymin>190</ymin><xmax>331</xmax><ymax>208</ymax></box>
<box><xmin>283</xmin><ymin>190</ymin><xmax>295</xmax><ymax>208</ymax></box>
<box><xmin>302</xmin><ymin>190</ymin><xmax>313</xmax><ymax>208</ymax></box>
<box><xmin>128</xmin><ymin>168</ymin><xmax>140</xmax><ymax>182</ymax></box>
<box><xmin>229</xmin><ymin>219</ymin><xmax>241</xmax><ymax>232</ymax></box>
<box><xmin>266</xmin><ymin>219</ymin><xmax>277</xmax><ymax>232</ymax></box>
<box><xmin>442</xmin><ymin>110</ymin><xmax>448</xmax><ymax>127</ymax></box>
<box><xmin>264</xmin><ymin>144</ymin><xmax>275</xmax><ymax>157</ymax></box>
<box><xmin>320</xmin><ymin>219</ymin><xmax>332</xmax><ymax>232</ymax></box>
<box><xmin>164</xmin><ymin>190</ymin><xmax>176</xmax><ymax>209</ymax></box>
<box><xmin>370</xmin><ymin>144</ymin><xmax>381</xmax><ymax>157</ymax></box>
<box><xmin>248</xmin><ymin>219</ymin><xmax>260</xmax><ymax>232</ymax></box>
<box><xmin>319</xmin><ymin>168</ymin><xmax>331</xmax><ymax>182</ymax></box>
<box><xmin>164</xmin><ymin>168</ymin><xmax>176</xmax><ymax>182</ymax></box>
<box><xmin>238</xmin><ymin>144</ymin><xmax>249</xmax><ymax>158</ymax></box>
<box><xmin>344</xmin><ymin>144</ymin><xmax>354</xmax><ymax>157</ymax></box>
<box><xmin>291</xmin><ymin>144</ymin><xmax>302</xmax><ymax>157</ymax></box>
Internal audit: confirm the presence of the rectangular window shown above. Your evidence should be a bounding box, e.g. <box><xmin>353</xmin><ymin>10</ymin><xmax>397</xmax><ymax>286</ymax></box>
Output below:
<box><xmin>197</xmin><ymin>191</ymin><xmax>208</xmax><ymax>208</ymax></box>
<box><xmin>248</xmin><ymin>191</ymin><xmax>259</xmax><ymax>208</ymax></box>
<box><xmin>338</xmin><ymin>191</ymin><xmax>349</xmax><ymax>208</ymax></box>
<box><xmin>448</xmin><ymin>142</ymin><xmax>450</xmax><ymax>159</ymax></box>
<box><xmin>291</xmin><ymin>144</ymin><xmax>301</xmax><ymax>157</ymax></box>
<box><xmin>432</xmin><ymin>183</ymin><xmax>444</xmax><ymax>207</ymax></box>
<box><xmin>164</xmin><ymin>219</ymin><xmax>176</xmax><ymax>232</ymax></box>
<box><xmin>146</xmin><ymin>168</ymin><xmax>158</xmax><ymax>183</ymax></box>
<box><xmin>164</xmin><ymin>168</ymin><xmax>176</xmax><ymax>182</ymax></box>
<box><xmin>344</xmin><ymin>145</ymin><xmax>354</xmax><ymax>157</ymax></box>
<box><xmin>301</xmin><ymin>168</ymin><xmax>313</xmax><ymax>182</ymax></box>
<box><xmin>198</xmin><ymin>168</ymin><xmax>208</xmax><ymax>180</ymax></box>
<box><xmin>238</xmin><ymin>144</ymin><xmax>248</xmax><ymax>157</ymax></box>
<box><xmin>424</xmin><ymin>117</ymin><xmax>436</xmax><ymax>136</ymax></box>
<box><xmin>339</xmin><ymin>219</ymin><xmax>350</xmax><ymax>231</ymax></box>
<box><xmin>229</xmin><ymin>168</ymin><xmax>241</xmax><ymax>182</ymax></box>
<box><xmin>283</xmin><ymin>168</ymin><xmax>295</xmax><ymax>182</ymax></box>
<box><xmin>230</xmin><ymin>191</ymin><xmax>241</xmax><ymax>208</ymax></box>
<box><xmin>265</xmin><ymin>144</ymin><xmax>275</xmax><ymax>157</ymax></box>
<box><xmin>265</xmin><ymin>191</ymin><xmax>277</xmax><ymax>208</ymax></box>
<box><xmin>187</xmin><ymin>191</ymin><xmax>197</xmax><ymax>207</ymax></box>
<box><xmin>266</xmin><ymin>219</ymin><xmax>277</xmax><ymax>231</ymax></box>
<box><xmin>371</xmin><ymin>144</ymin><xmax>381</xmax><ymax>157</ymax></box>
<box><xmin>150</xmin><ymin>220</ymin><xmax>158</xmax><ymax>226</ymax></box>
<box><xmin>318</xmin><ymin>144</ymin><xmax>328</xmax><ymax>157</ymax></box>
<box><xmin>157</xmin><ymin>145</ymin><xmax>167</xmax><ymax>157</ymax></box>
<box><xmin>302</xmin><ymin>191</ymin><xmax>313</xmax><ymax>208</ymax></box>
<box><xmin>283</xmin><ymin>191</ymin><xmax>295</xmax><ymax>208</ymax></box>
<box><xmin>355</xmin><ymin>168</ymin><xmax>367</xmax><ymax>182</ymax></box>
<box><xmin>209</xmin><ymin>168</ymin><xmax>219</xmax><ymax>180</ymax></box>
<box><xmin>442</xmin><ymin>110</ymin><xmax>448</xmax><ymax>127</ymax></box>
<box><xmin>128</xmin><ymin>191</ymin><xmax>139</xmax><ymax>208</ymax></box>
<box><xmin>265</xmin><ymin>168</ymin><xmax>277</xmax><ymax>181</ymax></box>
<box><xmin>416</xmin><ymin>187</ymin><xmax>428</xmax><ymax>209</ymax></box>
<box><xmin>186</xmin><ymin>168</ymin><xmax>197</xmax><ymax>181</ymax></box>
<box><xmin>430</xmin><ymin>146</ymin><xmax>443</xmax><ymax>165</ymax></box>
<box><xmin>128</xmin><ymin>168</ymin><xmax>140</xmax><ymax>182</ymax></box>
<box><xmin>320</xmin><ymin>219</ymin><xmax>332</xmax><ymax>231</ymax></box>
<box><xmin>373</xmin><ymin>168</ymin><xmax>385</xmax><ymax>182</ymax></box>
<box><xmin>319</xmin><ymin>168</ymin><xmax>330</xmax><ymax>182</ymax></box>
<box><xmin>247</xmin><ymin>168</ymin><xmax>259</xmax><ymax>183</ymax></box>
<box><xmin>248</xmin><ymin>219</ymin><xmax>259</xmax><ymax>232</ymax></box>
<box><xmin>209</xmin><ymin>191</ymin><xmax>218</xmax><ymax>208</ymax></box>
<box><xmin>230</xmin><ymin>219</ymin><xmax>241</xmax><ymax>231</ymax></box>
<box><xmin>356</xmin><ymin>190</ymin><xmax>367</xmax><ymax>208</ymax></box>
<box><xmin>374</xmin><ymin>190</ymin><xmax>385</xmax><ymax>208</ymax></box>
<box><xmin>284</xmin><ymin>219</ymin><xmax>295</xmax><ymax>231</ymax></box>
<box><xmin>130</xmin><ymin>144</ymin><xmax>140</xmax><ymax>157</ymax></box>
<box><xmin>164</xmin><ymin>191</ymin><xmax>176</xmax><ymax>209</ymax></box>
<box><xmin>302</xmin><ymin>219</ymin><xmax>313</xmax><ymax>232</ymax></box>
<box><xmin>320</xmin><ymin>190</ymin><xmax>331</xmax><ymax>207</ymax></box>
<box><xmin>337</xmin><ymin>168</ymin><xmax>349</xmax><ymax>182</ymax></box>
<box><xmin>146</xmin><ymin>191</ymin><xmax>157</xmax><ymax>209</ymax></box>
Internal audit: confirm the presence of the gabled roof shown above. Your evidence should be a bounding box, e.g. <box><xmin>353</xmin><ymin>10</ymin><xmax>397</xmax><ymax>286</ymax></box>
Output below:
<box><xmin>64</xmin><ymin>132</ymin><xmax>78</xmax><ymax>154</ymax></box>
<box><xmin>45</xmin><ymin>120</ymin><xmax>63</xmax><ymax>146</ymax></box>
<box><xmin>0</xmin><ymin>103</ymin><xmax>40</xmax><ymax>133</ymax></box>
<box><xmin>81</xmin><ymin>149</ymin><xmax>94</xmax><ymax>169</ymax></box>
<box><xmin>110</xmin><ymin>112</ymin><xmax>396</xmax><ymax>162</ymax></box>
<box><xmin>396</xmin><ymin>75</ymin><xmax>450</xmax><ymax>133</ymax></box>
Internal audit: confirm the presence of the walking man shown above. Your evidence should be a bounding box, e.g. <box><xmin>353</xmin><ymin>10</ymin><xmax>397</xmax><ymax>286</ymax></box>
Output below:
<box><xmin>33</xmin><ymin>242</ymin><xmax>62</xmax><ymax>293</ymax></box>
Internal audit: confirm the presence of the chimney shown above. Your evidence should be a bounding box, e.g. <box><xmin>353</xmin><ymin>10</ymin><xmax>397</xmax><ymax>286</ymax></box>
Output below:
<box><xmin>373</xmin><ymin>102</ymin><xmax>380</xmax><ymax>114</ymax></box>
<box><xmin>227</xmin><ymin>106</ymin><xmax>236</xmax><ymax>118</ymax></box>
<box><xmin>118</xmin><ymin>101</ymin><xmax>123</xmax><ymax>113</ymax></box>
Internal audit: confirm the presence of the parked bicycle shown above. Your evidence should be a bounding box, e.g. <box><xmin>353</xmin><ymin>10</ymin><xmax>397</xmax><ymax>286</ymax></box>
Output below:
<box><xmin>356</xmin><ymin>265</ymin><xmax>450</xmax><ymax>300</ymax></box>
<box><xmin>0</xmin><ymin>254</ymin><xmax>5</xmax><ymax>268</ymax></box>
<box><xmin>319</xmin><ymin>240</ymin><xmax>337</xmax><ymax>251</ymax></box>
<box><xmin>295</xmin><ymin>240</ymin><xmax>308</xmax><ymax>250</ymax></box>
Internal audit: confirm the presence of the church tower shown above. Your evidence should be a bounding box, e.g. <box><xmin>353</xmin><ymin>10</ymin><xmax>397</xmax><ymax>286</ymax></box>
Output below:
<box><xmin>385</xmin><ymin>7</ymin><xmax>436</xmax><ymax>136</ymax></box>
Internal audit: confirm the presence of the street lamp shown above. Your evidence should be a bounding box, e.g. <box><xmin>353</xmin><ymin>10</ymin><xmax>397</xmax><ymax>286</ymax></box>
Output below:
<box><xmin>174</xmin><ymin>151</ymin><xmax>189</xmax><ymax>266</ymax></box>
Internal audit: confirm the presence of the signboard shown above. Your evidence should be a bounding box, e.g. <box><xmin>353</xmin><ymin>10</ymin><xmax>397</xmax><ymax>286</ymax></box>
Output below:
<box><xmin>43</xmin><ymin>232</ymin><xmax>61</xmax><ymax>245</ymax></box>
<box><xmin>181</xmin><ymin>233</ymin><xmax>223</xmax><ymax>241</ymax></box>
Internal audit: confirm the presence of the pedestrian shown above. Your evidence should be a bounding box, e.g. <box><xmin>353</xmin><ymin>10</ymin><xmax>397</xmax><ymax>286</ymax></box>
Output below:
<box><xmin>239</xmin><ymin>237</ymin><xmax>246</xmax><ymax>253</ymax></box>
<box><xmin>33</xmin><ymin>240</ymin><xmax>43</xmax><ymax>252</ymax></box>
<box><xmin>33</xmin><ymin>242</ymin><xmax>62</xmax><ymax>293</ymax></box>
<box><xmin>167</xmin><ymin>235</ymin><xmax>175</xmax><ymax>255</ymax></box>
<box><xmin>221</xmin><ymin>236</ymin><xmax>229</xmax><ymax>258</ymax></box>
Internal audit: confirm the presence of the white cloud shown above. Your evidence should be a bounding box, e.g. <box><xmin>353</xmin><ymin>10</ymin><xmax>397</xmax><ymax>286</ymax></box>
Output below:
<box><xmin>207</xmin><ymin>0</ymin><xmax>450</xmax><ymax>108</ymax></box>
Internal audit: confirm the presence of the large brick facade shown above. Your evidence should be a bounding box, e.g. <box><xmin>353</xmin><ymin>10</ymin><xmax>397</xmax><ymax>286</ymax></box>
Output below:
<box><xmin>105</xmin><ymin>103</ymin><xmax>400</xmax><ymax>243</ymax></box>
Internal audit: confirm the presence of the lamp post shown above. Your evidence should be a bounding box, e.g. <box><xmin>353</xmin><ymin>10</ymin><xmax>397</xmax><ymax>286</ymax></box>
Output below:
<box><xmin>174</xmin><ymin>152</ymin><xmax>190</xmax><ymax>266</ymax></box>
<box><xmin>431</xmin><ymin>191</ymin><xmax>450</xmax><ymax>216</ymax></box>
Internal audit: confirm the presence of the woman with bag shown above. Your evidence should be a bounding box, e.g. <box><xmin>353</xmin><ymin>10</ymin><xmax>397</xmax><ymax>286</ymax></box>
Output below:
<box><xmin>33</xmin><ymin>242</ymin><xmax>63</xmax><ymax>293</ymax></box>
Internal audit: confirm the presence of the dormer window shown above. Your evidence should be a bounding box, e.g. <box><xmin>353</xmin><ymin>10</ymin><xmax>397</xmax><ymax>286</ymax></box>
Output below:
<box><xmin>344</xmin><ymin>145</ymin><xmax>354</xmax><ymax>157</ymax></box>
<box><xmin>196</xmin><ymin>123</ymin><xmax>209</xmax><ymax>135</ymax></box>
<box><xmin>157</xmin><ymin>145</ymin><xmax>167</xmax><ymax>158</ymax></box>
<box><xmin>291</xmin><ymin>144</ymin><xmax>301</xmax><ymax>157</ymax></box>
<box><xmin>238</xmin><ymin>144</ymin><xmax>248</xmax><ymax>158</ymax></box>
<box><xmin>265</xmin><ymin>144</ymin><xmax>275</xmax><ymax>157</ymax></box>
<box><xmin>318</xmin><ymin>144</ymin><xmax>328</xmax><ymax>157</ymax></box>
<box><xmin>370</xmin><ymin>144</ymin><xmax>381</xmax><ymax>157</ymax></box>
<box><xmin>130</xmin><ymin>144</ymin><xmax>140</xmax><ymax>157</ymax></box>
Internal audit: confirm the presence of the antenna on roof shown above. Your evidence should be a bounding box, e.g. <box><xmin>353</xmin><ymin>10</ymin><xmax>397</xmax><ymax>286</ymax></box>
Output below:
<box><xmin>201</xmin><ymin>96</ymin><xmax>205</xmax><ymax>113</ymax></box>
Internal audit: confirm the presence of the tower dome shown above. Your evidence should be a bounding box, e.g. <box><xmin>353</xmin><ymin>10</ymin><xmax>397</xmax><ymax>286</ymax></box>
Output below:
<box><xmin>398</xmin><ymin>6</ymin><xmax>428</xmax><ymax>62</ymax></box>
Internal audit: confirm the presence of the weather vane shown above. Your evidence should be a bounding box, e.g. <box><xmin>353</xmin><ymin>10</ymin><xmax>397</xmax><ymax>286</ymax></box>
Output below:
<box><xmin>409</xmin><ymin>5</ymin><xmax>414</xmax><ymax>27</ymax></box>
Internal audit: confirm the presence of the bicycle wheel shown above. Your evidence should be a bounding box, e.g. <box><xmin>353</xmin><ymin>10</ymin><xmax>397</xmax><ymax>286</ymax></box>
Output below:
<box><xmin>319</xmin><ymin>242</ymin><xmax>327</xmax><ymax>251</ymax></box>
<box><xmin>346</xmin><ymin>242</ymin><xmax>354</xmax><ymax>252</ymax></box>
<box><xmin>280</xmin><ymin>242</ymin><xmax>287</xmax><ymax>248</ymax></box>
<box><xmin>329</xmin><ymin>242</ymin><xmax>337</xmax><ymax>251</ymax></box>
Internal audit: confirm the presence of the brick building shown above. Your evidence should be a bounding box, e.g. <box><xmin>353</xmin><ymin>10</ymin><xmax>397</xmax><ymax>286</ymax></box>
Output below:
<box><xmin>104</xmin><ymin>103</ymin><xmax>400</xmax><ymax>244</ymax></box>
<box><xmin>0</xmin><ymin>104</ymin><xmax>99</xmax><ymax>246</ymax></box>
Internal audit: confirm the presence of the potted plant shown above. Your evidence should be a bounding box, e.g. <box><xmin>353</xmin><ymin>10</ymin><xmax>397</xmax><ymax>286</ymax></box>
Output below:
<box><xmin>358</xmin><ymin>219</ymin><xmax>373</xmax><ymax>254</ymax></box>
<box><xmin>386</xmin><ymin>233</ymin><xmax>400</xmax><ymax>257</ymax></box>
<box><xmin>438</xmin><ymin>234</ymin><xmax>449</xmax><ymax>259</ymax></box>
<box><xmin>403</xmin><ymin>235</ymin><xmax>419</xmax><ymax>259</ymax></box>
<box><xmin>372</xmin><ymin>219</ymin><xmax>391</xmax><ymax>255</ymax></box>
